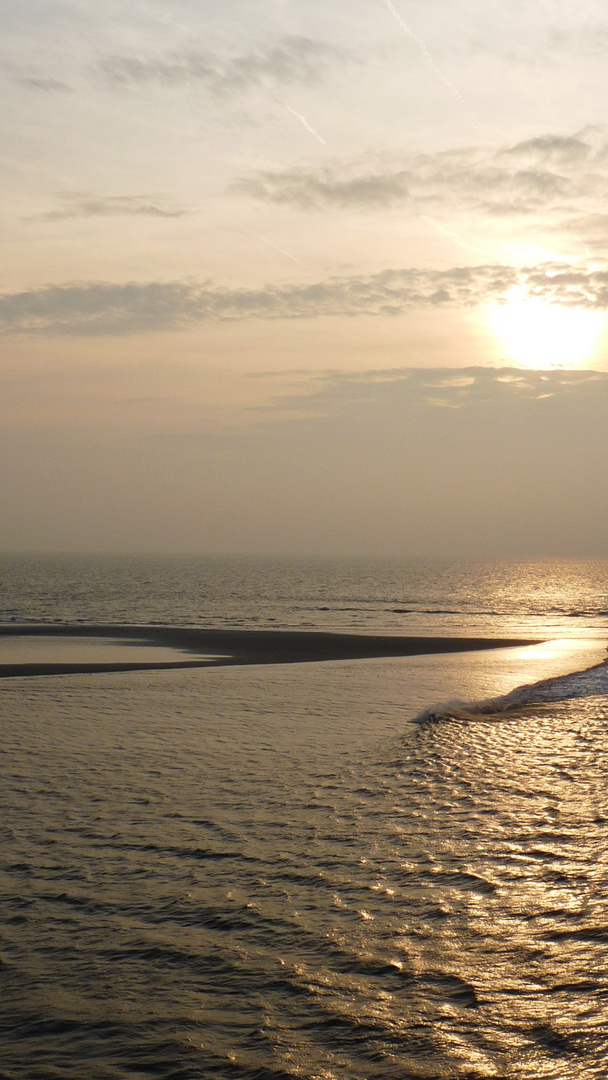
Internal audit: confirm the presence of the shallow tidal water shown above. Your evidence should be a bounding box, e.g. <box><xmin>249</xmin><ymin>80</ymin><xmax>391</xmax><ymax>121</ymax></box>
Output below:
<box><xmin>2</xmin><ymin>555</ymin><xmax>608</xmax><ymax>1078</ymax></box>
<box><xmin>0</xmin><ymin>635</ymin><xmax>223</xmax><ymax>667</ymax></box>
<box><xmin>3</xmin><ymin>646</ymin><xmax>608</xmax><ymax>1079</ymax></box>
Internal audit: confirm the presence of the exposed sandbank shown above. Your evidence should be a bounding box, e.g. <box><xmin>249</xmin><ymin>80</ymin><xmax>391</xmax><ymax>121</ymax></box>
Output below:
<box><xmin>0</xmin><ymin>625</ymin><xmax>544</xmax><ymax>679</ymax></box>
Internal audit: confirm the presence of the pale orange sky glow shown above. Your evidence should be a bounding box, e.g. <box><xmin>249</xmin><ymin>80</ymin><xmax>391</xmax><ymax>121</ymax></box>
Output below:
<box><xmin>3</xmin><ymin>0</ymin><xmax>608</xmax><ymax>556</ymax></box>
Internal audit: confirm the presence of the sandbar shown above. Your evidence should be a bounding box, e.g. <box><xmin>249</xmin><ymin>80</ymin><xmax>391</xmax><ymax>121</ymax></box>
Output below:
<box><xmin>0</xmin><ymin>625</ymin><xmax>544</xmax><ymax>679</ymax></box>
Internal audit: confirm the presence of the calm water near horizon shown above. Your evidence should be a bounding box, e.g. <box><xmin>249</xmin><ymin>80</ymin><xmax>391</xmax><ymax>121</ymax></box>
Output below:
<box><xmin>3</xmin><ymin>552</ymin><xmax>608</xmax><ymax>638</ymax></box>
<box><xmin>2</xmin><ymin>555</ymin><xmax>608</xmax><ymax>1078</ymax></box>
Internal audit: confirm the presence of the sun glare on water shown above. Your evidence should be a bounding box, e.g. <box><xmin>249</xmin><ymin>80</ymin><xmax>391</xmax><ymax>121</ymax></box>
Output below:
<box><xmin>486</xmin><ymin>287</ymin><xmax>605</xmax><ymax>368</ymax></box>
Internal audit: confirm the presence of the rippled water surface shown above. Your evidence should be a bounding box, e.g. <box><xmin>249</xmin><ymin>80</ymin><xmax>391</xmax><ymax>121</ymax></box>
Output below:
<box><xmin>2</xmin><ymin>557</ymin><xmax>608</xmax><ymax>1078</ymax></box>
<box><xmin>2</xmin><ymin>657</ymin><xmax>608</xmax><ymax>1079</ymax></box>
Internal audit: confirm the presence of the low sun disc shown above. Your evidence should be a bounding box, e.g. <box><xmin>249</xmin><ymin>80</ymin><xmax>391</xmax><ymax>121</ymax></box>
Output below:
<box><xmin>486</xmin><ymin>289</ymin><xmax>606</xmax><ymax>368</ymax></box>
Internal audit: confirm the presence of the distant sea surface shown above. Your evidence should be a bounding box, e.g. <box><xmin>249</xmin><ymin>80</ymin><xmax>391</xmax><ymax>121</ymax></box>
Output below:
<box><xmin>2</xmin><ymin>555</ymin><xmax>608</xmax><ymax>1079</ymax></box>
<box><xmin>3</xmin><ymin>552</ymin><xmax>608</xmax><ymax>637</ymax></box>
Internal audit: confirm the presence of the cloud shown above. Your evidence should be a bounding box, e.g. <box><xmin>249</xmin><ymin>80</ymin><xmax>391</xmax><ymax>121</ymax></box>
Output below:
<box><xmin>424</xmin><ymin>375</ymin><xmax>476</xmax><ymax>388</ymax></box>
<box><xmin>231</xmin><ymin>168</ymin><xmax>413</xmax><ymax>210</ymax></box>
<box><xmin>522</xmin><ymin>263</ymin><xmax>608</xmax><ymax>308</ymax></box>
<box><xmin>230</xmin><ymin>126</ymin><xmax>608</xmax><ymax>219</ymax></box>
<box><xmin>466</xmin><ymin>20</ymin><xmax>608</xmax><ymax>69</ymax></box>
<box><xmin>0</xmin><ymin>265</ymin><xmax>517</xmax><ymax>335</ymax></box>
<box><xmin>542</xmin><ymin>23</ymin><xmax>608</xmax><ymax>61</ymax></box>
<box><xmin>99</xmin><ymin>36</ymin><xmax>350</xmax><ymax>95</ymax></box>
<box><xmin>499</xmin><ymin>133</ymin><xmax>594</xmax><ymax>167</ymax></box>
<box><xmin>248</xmin><ymin>366</ymin><xmax>608</xmax><ymax>421</ymax></box>
<box><xmin>15</xmin><ymin>77</ymin><xmax>72</xmax><ymax>93</ymax></box>
<box><xmin>551</xmin><ymin>213</ymin><xmax>608</xmax><ymax>254</ymax></box>
<box><xmin>3</xmin><ymin>260</ymin><xmax>608</xmax><ymax>335</ymax></box>
<box><xmin>0</xmin><ymin>282</ymin><xmax>195</xmax><ymax>335</ymax></box>
<box><xmin>29</xmin><ymin>194</ymin><xmax>189</xmax><ymax>222</ymax></box>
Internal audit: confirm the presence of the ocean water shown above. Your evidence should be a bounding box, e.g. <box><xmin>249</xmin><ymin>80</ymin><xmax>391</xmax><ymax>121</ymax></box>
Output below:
<box><xmin>2</xmin><ymin>555</ymin><xmax>608</xmax><ymax>1079</ymax></box>
<box><xmin>2</xmin><ymin>553</ymin><xmax>608</xmax><ymax>638</ymax></box>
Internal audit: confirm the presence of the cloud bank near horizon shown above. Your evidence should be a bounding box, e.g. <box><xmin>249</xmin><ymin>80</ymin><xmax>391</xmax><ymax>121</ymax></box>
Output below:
<box><xmin>4</xmin><ymin>363</ymin><xmax>608</xmax><ymax>557</ymax></box>
<box><xmin>248</xmin><ymin>365</ymin><xmax>608</xmax><ymax>418</ymax></box>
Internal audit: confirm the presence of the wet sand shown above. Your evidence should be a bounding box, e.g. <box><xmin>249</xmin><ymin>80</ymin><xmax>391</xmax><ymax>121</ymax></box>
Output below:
<box><xmin>0</xmin><ymin>625</ymin><xmax>544</xmax><ymax>679</ymax></box>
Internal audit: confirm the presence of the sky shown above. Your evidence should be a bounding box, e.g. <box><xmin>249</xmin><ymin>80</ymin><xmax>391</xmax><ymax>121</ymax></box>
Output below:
<box><xmin>3</xmin><ymin>0</ymin><xmax>608</xmax><ymax>557</ymax></box>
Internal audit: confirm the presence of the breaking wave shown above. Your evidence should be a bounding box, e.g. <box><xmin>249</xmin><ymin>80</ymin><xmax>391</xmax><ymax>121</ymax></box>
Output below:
<box><xmin>414</xmin><ymin>650</ymin><xmax>608</xmax><ymax>724</ymax></box>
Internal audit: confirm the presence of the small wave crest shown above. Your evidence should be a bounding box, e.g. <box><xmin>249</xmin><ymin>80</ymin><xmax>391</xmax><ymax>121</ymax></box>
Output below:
<box><xmin>414</xmin><ymin>653</ymin><xmax>608</xmax><ymax>724</ymax></box>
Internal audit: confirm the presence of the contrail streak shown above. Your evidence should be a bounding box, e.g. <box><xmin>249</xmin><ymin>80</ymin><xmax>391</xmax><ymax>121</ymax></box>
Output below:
<box><xmin>421</xmin><ymin>215</ymin><xmax>487</xmax><ymax>256</ymax></box>
<box><xmin>284</xmin><ymin>104</ymin><xmax>326</xmax><ymax>145</ymax></box>
<box><xmin>249</xmin><ymin>231</ymin><xmax>301</xmax><ymax>264</ymax></box>
<box><xmin>382</xmin><ymin>0</ymin><xmax>434</xmax><ymax>64</ymax></box>
<box><xmin>381</xmin><ymin>0</ymin><xmax>468</xmax><ymax>108</ymax></box>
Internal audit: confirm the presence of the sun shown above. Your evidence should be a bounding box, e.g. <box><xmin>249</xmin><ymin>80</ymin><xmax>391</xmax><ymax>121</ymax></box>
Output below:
<box><xmin>486</xmin><ymin>286</ymin><xmax>605</xmax><ymax>369</ymax></box>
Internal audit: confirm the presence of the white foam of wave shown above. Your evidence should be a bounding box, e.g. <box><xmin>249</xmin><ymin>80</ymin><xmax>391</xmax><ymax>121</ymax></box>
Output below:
<box><xmin>414</xmin><ymin>652</ymin><xmax>608</xmax><ymax>724</ymax></box>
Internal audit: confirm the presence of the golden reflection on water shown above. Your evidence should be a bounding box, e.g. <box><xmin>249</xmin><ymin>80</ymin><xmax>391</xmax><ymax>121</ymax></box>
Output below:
<box><xmin>465</xmin><ymin>637</ymin><xmax>607</xmax><ymax>699</ymax></box>
<box><xmin>401</xmin><ymin>697</ymin><xmax>608</xmax><ymax>1075</ymax></box>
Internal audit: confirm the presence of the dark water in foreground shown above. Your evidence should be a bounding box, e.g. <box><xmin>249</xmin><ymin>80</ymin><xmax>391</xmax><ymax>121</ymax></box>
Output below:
<box><xmin>2</xmin><ymin>557</ymin><xmax>608</xmax><ymax>1078</ymax></box>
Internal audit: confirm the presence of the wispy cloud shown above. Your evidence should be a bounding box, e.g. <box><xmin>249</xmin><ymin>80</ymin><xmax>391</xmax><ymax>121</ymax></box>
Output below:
<box><xmin>230</xmin><ymin>126</ymin><xmax>608</xmax><ymax>223</ymax></box>
<box><xmin>29</xmin><ymin>194</ymin><xmax>190</xmax><ymax>222</ymax></box>
<box><xmin>471</xmin><ymin>21</ymin><xmax>608</xmax><ymax>67</ymax></box>
<box><xmin>15</xmin><ymin>77</ymin><xmax>72</xmax><ymax>93</ymax></box>
<box><xmin>232</xmin><ymin>167</ymin><xmax>412</xmax><ymax>209</ymax></box>
<box><xmin>3</xmin><ymin>261</ymin><xmax>608</xmax><ymax>335</ymax></box>
<box><xmin>99</xmin><ymin>36</ymin><xmax>351</xmax><ymax>95</ymax></box>
<box><xmin>499</xmin><ymin>132</ymin><xmax>597</xmax><ymax>166</ymax></box>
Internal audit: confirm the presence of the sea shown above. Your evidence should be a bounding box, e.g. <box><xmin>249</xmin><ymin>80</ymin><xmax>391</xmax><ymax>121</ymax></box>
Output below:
<box><xmin>2</xmin><ymin>554</ymin><xmax>608</xmax><ymax>1080</ymax></box>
